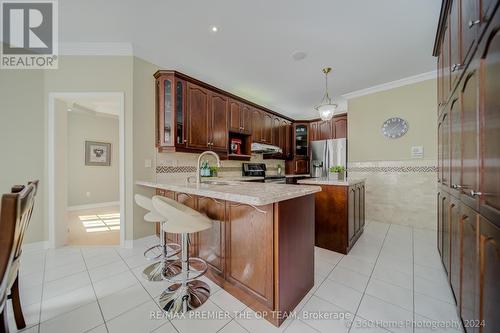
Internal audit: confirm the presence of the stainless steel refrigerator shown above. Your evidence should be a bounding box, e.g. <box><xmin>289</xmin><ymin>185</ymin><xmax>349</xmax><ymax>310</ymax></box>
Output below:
<box><xmin>310</xmin><ymin>138</ymin><xmax>347</xmax><ymax>178</ymax></box>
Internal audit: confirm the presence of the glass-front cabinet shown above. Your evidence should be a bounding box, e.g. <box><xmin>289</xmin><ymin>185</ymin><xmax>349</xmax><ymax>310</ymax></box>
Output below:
<box><xmin>294</xmin><ymin>123</ymin><xmax>309</xmax><ymax>156</ymax></box>
<box><xmin>154</xmin><ymin>71</ymin><xmax>185</xmax><ymax>151</ymax></box>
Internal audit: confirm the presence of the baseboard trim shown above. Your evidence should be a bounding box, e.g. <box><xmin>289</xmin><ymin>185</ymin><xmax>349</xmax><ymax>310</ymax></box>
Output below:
<box><xmin>67</xmin><ymin>201</ymin><xmax>120</xmax><ymax>211</ymax></box>
<box><xmin>22</xmin><ymin>241</ymin><xmax>50</xmax><ymax>253</ymax></box>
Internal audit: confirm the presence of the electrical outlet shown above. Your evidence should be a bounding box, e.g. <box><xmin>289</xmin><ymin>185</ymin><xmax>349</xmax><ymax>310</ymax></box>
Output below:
<box><xmin>411</xmin><ymin>146</ymin><xmax>424</xmax><ymax>159</ymax></box>
<box><xmin>86</xmin><ymin>192</ymin><xmax>91</xmax><ymax>198</ymax></box>
<box><xmin>144</xmin><ymin>159</ymin><xmax>152</xmax><ymax>168</ymax></box>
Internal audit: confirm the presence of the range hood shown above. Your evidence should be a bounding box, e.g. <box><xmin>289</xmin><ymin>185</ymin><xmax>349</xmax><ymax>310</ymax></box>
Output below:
<box><xmin>251</xmin><ymin>142</ymin><xmax>283</xmax><ymax>154</ymax></box>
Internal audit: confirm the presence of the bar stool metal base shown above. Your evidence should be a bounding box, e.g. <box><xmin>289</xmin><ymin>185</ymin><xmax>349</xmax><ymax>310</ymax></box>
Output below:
<box><xmin>158</xmin><ymin>280</ymin><xmax>210</xmax><ymax>313</ymax></box>
<box><xmin>142</xmin><ymin>260</ymin><xmax>181</xmax><ymax>282</ymax></box>
<box><xmin>162</xmin><ymin>257</ymin><xmax>208</xmax><ymax>282</ymax></box>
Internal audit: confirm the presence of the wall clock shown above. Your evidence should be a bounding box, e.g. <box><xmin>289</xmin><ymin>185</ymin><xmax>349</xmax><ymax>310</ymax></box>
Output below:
<box><xmin>381</xmin><ymin>117</ymin><xmax>408</xmax><ymax>139</ymax></box>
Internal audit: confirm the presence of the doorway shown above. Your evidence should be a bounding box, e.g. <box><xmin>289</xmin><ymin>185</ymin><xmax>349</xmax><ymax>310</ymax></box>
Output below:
<box><xmin>48</xmin><ymin>93</ymin><xmax>125</xmax><ymax>247</ymax></box>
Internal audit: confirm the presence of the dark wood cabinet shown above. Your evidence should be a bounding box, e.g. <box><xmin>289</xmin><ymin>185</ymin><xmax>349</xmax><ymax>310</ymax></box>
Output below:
<box><xmin>314</xmin><ymin>182</ymin><xmax>365</xmax><ymax>254</ymax></box>
<box><xmin>155</xmin><ymin>73</ymin><xmax>187</xmax><ymax>151</ymax></box>
<box><xmin>308</xmin><ymin>114</ymin><xmax>347</xmax><ymax>142</ymax></box>
<box><xmin>450</xmin><ymin>96</ymin><xmax>462</xmax><ymax>197</ymax></box>
<box><xmin>477</xmin><ymin>214</ymin><xmax>500</xmax><ymax>333</ymax></box>
<box><xmin>450</xmin><ymin>197</ymin><xmax>461</xmax><ymax>302</ymax></box>
<box><xmin>316</xmin><ymin>121</ymin><xmax>332</xmax><ymax>140</ymax></box>
<box><xmin>197</xmin><ymin>197</ymin><xmax>226</xmax><ymax>276</ymax></box>
<box><xmin>461</xmin><ymin>63</ymin><xmax>479</xmax><ymax>208</ymax></box>
<box><xmin>251</xmin><ymin>108</ymin><xmax>264</xmax><ymax>143</ymax></box>
<box><xmin>459</xmin><ymin>203</ymin><xmax>478</xmax><ymax>333</ymax></box>
<box><xmin>442</xmin><ymin>192</ymin><xmax>451</xmax><ymax>275</ymax></box>
<box><xmin>226</xmin><ymin>202</ymin><xmax>274</xmax><ymax>308</ymax></box>
<box><xmin>229</xmin><ymin>100</ymin><xmax>252</xmax><ymax>134</ymax></box>
<box><xmin>332</xmin><ymin>115</ymin><xmax>347</xmax><ymax>138</ymax></box>
<box><xmin>434</xmin><ymin>3</ymin><xmax>500</xmax><ymax>331</ymax></box>
<box><xmin>272</xmin><ymin>116</ymin><xmax>281</xmax><ymax>147</ymax></box>
<box><xmin>229</xmin><ymin>99</ymin><xmax>242</xmax><ymax>132</ymax></box>
<box><xmin>262</xmin><ymin>112</ymin><xmax>273</xmax><ymax>144</ymax></box>
<box><xmin>478</xmin><ymin>10</ymin><xmax>500</xmax><ymax>224</ymax></box>
<box><xmin>462</xmin><ymin>0</ymin><xmax>480</xmax><ymax>63</ymax></box>
<box><xmin>209</xmin><ymin>92</ymin><xmax>229</xmax><ymax>151</ymax></box>
<box><xmin>441</xmin><ymin>110</ymin><xmax>451</xmax><ymax>188</ymax></box>
<box><xmin>450</xmin><ymin>0</ymin><xmax>463</xmax><ymax>86</ymax></box>
<box><xmin>186</xmin><ymin>83</ymin><xmax>210</xmax><ymax>150</ymax></box>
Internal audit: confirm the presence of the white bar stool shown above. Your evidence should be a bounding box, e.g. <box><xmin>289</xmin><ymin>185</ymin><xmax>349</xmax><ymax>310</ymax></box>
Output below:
<box><xmin>152</xmin><ymin>195</ymin><xmax>212</xmax><ymax>313</ymax></box>
<box><xmin>135</xmin><ymin>194</ymin><xmax>181</xmax><ymax>281</ymax></box>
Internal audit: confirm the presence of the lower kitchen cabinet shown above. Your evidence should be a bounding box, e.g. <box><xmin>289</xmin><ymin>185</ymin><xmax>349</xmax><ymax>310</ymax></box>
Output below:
<box><xmin>154</xmin><ymin>189</ymin><xmax>315</xmax><ymax>327</ymax></box>
<box><xmin>314</xmin><ymin>182</ymin><xmax>365</xmax><ymax>254</ymax></box>
<box><xmin>477</xmin><ymin>215</ymin><xmax>500</xmax><ymax>333</ymax></box>
<box><xmin>197</xmin><ymin>197</ymin><xmax>226</xmax><ymax>276</ymax></box>
<box><xmin>437</xmin><ymin>189</ymin><xmax>500</xmax><ymax>333</ymax></box>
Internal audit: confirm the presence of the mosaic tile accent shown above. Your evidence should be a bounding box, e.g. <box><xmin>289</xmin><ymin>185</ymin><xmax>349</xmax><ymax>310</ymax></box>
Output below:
<box><xmin>156</xmin><ymin>166</ymin><xmax>197</xmax><ymax>173</ymax></box>
<box><xmin>348</xmin><ymin>166</ymin><xmax>437</xmax><ymax>173</ymax></box>
<box><xmin>156</xmin><ymin>165</ymin><xmax>279</xmax><ymax>174</ymax></box>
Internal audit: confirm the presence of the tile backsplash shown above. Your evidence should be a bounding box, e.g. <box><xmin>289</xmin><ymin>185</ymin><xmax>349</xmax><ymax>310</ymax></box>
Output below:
<box><xmin>155</xmin><ymin>152</ymin><xmax>283</xmax><ymax>182</ymax></box>
<box><xmin>348</xmin><ymin>159</ymin><xmax>437</xmax><ymax>231</ymax></box>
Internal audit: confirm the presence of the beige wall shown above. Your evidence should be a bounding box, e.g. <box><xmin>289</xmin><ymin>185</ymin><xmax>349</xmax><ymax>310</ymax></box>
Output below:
<box><xmin>132</xmin><ymin>57</ymin><xmax>159</xmax><ymax>239</ymax></box>
<box><xmin>348</xmin><ymin>79</ymin><xmax>437</xmax><ymax>162</ymax></box>
<box><xmin>347</xmin><ymin>79</ymin><xmax>438</xmax><ymax>230</ymax></box>
<box><xmin>67</xmin><ymin>111</ymin><xmax>119</xmax><ymax>207</ymax></box>
<box><xmin>1</xmin><ymin>55</ymin><xmax>160</xmax><ymax>244</ymax></box>
<box><xmin>0</xmin><ymin>69</ymin><xmax>46</xmax><ymax>243</ymax></box>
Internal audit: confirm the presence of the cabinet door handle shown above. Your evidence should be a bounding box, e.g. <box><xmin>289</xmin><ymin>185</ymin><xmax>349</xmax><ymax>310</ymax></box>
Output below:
<box><xmin>468</xmin><ymin>19</ymin><xmax>480</xmax><ymax>28</ymax></box>
<box><xmin>451</xmin><ymin>184</ymin><xmax>462</xmax><ymax>189</ymax></box>
<box><xmin>470</xmin><ymin>190</ymin><xmax>482</xmax><ymax>197</ymax></box>
<box><xmin>451</xmin><ymin>64</ymin><xmax>463</xmax><ymax>72</ymax></box>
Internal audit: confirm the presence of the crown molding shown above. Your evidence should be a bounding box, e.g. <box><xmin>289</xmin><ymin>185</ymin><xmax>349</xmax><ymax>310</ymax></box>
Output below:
<box><xmin>342</xmin><ymin>70</ymin><xmax>437</xmax><ymax>100</ymax></box>
<box><xmin>60</xmin><ymin>42</ymin><xmax>133</xmax><ymax>56</ymax></box>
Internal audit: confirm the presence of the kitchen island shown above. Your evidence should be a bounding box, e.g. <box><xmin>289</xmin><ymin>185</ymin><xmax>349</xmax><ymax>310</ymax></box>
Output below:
<box><xmin>297</xmin><ymin>177</ymin><xmax>366</xmax><ymax>254</ymax></box>
<box><xmin>137</xmin><ymin>180</ymin><xmax>321</xmax><ymax>326</ymax></box>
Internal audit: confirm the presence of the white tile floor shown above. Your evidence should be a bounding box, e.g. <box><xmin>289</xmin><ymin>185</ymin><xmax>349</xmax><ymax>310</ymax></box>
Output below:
<box><xmin>8</xmin><ymin>221</ymin><xmax>464</xmax><ymax>333</ymax></box>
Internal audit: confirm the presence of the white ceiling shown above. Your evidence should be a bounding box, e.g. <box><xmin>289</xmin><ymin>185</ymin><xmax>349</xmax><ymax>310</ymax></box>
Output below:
<box><xmin>59</xmin><ymin>0</ymin><xmax>441</xmax><ymax>119</ymax></box>
<box><xmin>57</xmin><ymin>95</ymin><xmax>121</xmax><ymax>117</ymax></box>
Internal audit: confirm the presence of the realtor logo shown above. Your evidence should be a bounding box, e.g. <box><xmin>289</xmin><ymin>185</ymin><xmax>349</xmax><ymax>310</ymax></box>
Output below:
<box><xmin>1</xmin><ymin>0</ymin><xmax>58</xmax><ymax>69</ymax></box>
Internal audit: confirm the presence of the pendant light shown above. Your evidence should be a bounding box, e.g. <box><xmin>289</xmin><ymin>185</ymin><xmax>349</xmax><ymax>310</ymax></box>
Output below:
<box><xmin>315</xmin><ymin>67</ymin><xmax>338</xmax><ymax>121</ymax></box>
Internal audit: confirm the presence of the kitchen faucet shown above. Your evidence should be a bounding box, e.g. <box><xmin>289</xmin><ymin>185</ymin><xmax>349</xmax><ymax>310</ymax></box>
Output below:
<box><xmin>196</xmin><ymin>151</ymin><xmax>221</xmax><ymax>185</ymax></box>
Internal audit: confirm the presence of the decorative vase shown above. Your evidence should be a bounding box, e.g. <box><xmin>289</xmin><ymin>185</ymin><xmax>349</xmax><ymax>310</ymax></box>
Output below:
<box><xmin>338</xmin><ymin>172</ymin><xmax>345</xmax><ymax>181</ymax></box>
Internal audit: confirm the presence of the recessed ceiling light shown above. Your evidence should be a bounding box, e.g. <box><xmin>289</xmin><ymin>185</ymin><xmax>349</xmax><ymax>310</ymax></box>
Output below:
<box><xmin>292</xmin><ymin>51</ymin><xmax>307</xmax><ymax>61</ymax></box>
<box><xmin>211</xmin><ymin>26</ymin><xmax>218</xmax><ymax>32</ymax></box>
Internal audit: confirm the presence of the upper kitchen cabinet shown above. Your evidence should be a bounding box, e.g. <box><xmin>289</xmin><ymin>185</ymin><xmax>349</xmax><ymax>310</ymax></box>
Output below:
<box><xmin>449</xmin><ymin>0</ymin><xmax>463</xmax><ymax>86</ymax></box>
<box><xmin>478</xmin><ymin>8</ymin><xmax>500</xmax><ymax>224</ymax></box>
<box><xmin>251</xmin><ymin>108</ymin><xmax>264</xmax><ymax>143</ymax></box>
<box><xmin>294</xmin><ymin>123</ymin><xmax>309</xmax><ymax>157</ymax></box>
<box><xmin>460</xmin><ymin>59</ymin><xmax>479</xmax><ymax>208</ymax></box>
<box><xmin>209</xmin><ymin>92</ymin><xmax>229</xmax><ymax>151</ymax></box>
<box><xmin>186</xmin><ymin>82</ymin><xmax>211</xmax><ymax>150</ymax></box>
<box><xmin>155</xmin><ymin>72</ymin><xmax>187</xmax><ymax>151</ymax></box>
<box><xmin>332</xmin><ymin>115</ymin><xmax>347</xmax><ymax>138</ymax></box>
<box><xmin>462</xmin><ymin>0</ymin><xmax>480</xmax><ymax>63</ymax></box>
<box><xmin>309</xmin><ymin>114</ymin><xmax>347</xmax><ymax>142</ymax></box>
<box><xmin>262</xmin><ymin>112</ymin><xmax>273</xmax><ymax>143</ymax></box>
<box><xmin>229</xmin><ymin>99</ymin><xmax>252</xmax><ymax>134</ymax></box>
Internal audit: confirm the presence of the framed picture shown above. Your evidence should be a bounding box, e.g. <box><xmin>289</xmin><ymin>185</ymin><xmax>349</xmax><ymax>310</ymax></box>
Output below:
<box><xmin>85</xmin><ymin>141</ymin><xmax>111</xmax><ymax>166</ymax></box>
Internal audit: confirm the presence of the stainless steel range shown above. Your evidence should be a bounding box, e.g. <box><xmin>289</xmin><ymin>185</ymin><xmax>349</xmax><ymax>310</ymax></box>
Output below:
<box><xmin>242</xmin><ymin>163</ymin><xmax>286</xmax><ymax>184</ymax></box>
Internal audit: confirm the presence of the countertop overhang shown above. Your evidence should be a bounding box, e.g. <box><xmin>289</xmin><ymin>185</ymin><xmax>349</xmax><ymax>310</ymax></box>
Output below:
<box><xmin>137</xmin><ymin>180</ymin><xmax>321</xmax><ymax>206</ymax></box>
<box><xmin>297</xmin><ymin>177</ymin><xmax>365</xmax><ymax>186</ymax></box>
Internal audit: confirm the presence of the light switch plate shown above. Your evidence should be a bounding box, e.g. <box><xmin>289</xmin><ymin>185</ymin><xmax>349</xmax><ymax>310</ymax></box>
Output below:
<box><xmin>411</xmin><ymin>146</ymin><xmax>424</xmax><ymax>159</ymax></box>
<box><xmin>144</xmin><ymin>159</ymin><xmax>152</xmax><ymax>168</ymax></box>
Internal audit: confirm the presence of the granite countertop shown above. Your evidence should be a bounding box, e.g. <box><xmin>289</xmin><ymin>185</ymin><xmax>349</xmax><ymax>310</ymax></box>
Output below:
<box><xmin>137</xmin><ymin>180</ymin><xmax>321</xmax><ymax>206</ymax></box>
<box><xmin>285</xmin><ymin>174</ymin><xmax>311</xmax><ymax>178</ymax></box>
<box><xmin>297</xmin><ymin>177</ymin><xmax>365</xmax><ymax>186</ymax></box>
